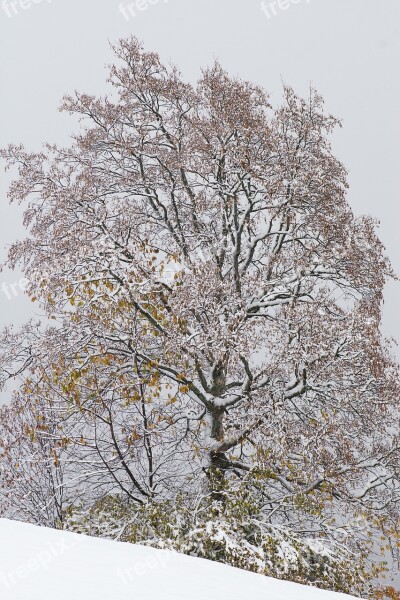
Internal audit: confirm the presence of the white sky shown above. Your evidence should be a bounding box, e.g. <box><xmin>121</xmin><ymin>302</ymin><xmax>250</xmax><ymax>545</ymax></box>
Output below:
<box><xmin>0</xmin><ymin>0</ymin><xmax>399</xmax><ymax>362</ymax></box>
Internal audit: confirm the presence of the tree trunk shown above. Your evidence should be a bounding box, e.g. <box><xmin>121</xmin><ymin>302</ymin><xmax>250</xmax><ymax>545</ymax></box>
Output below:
<box><xmin>209</xmin><ymin>407</ymin><xmax>228</xmax><ymax>501</ymax></box>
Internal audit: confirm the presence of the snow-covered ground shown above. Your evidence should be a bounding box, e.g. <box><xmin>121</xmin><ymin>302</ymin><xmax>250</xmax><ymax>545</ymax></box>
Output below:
<box><xmin>0</xmin><ymin>518</ymin><xmax>357</xmax><ymax>600</ymax></box>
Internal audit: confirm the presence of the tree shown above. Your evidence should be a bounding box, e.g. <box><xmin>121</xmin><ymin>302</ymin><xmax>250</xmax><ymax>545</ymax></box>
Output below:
<box><xmin>1</xmin><ymin>37</ymin><xmax>399</xmax><ymax>594</ymax></box>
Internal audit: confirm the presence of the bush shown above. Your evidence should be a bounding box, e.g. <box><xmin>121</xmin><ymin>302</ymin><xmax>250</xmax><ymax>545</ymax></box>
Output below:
<box><xmin>66</xmin><ymin>487</ymin><xmax>369</xmax><ymax>596</ymax></box>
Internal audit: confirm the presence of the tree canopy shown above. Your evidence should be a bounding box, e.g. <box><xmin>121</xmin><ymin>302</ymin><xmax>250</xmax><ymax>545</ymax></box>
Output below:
<box><xmin>1</xmin><ymin>37</ymin><xmax>399</xmax><ymax>596</ymax></box>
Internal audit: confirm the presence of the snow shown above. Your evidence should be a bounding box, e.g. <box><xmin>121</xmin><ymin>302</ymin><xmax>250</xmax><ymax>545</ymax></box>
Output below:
<box><xmin>0</xmin><ymin>518</ymin><xmax>358</xmax><ymax>600</ymax></box>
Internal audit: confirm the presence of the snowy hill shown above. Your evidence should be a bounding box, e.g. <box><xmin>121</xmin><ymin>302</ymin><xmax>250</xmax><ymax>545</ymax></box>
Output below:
<box><xmin>0</xmin><ymin>518</ymin><xmax>358</xmax><ymax>600</ymax></box>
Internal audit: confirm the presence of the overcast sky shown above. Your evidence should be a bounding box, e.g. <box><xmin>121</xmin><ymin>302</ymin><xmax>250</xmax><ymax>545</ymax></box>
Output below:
<box><xmin>0</xmin><ymin>0</ymin><xmax>399</xmax><ymax>380</ymax></box>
